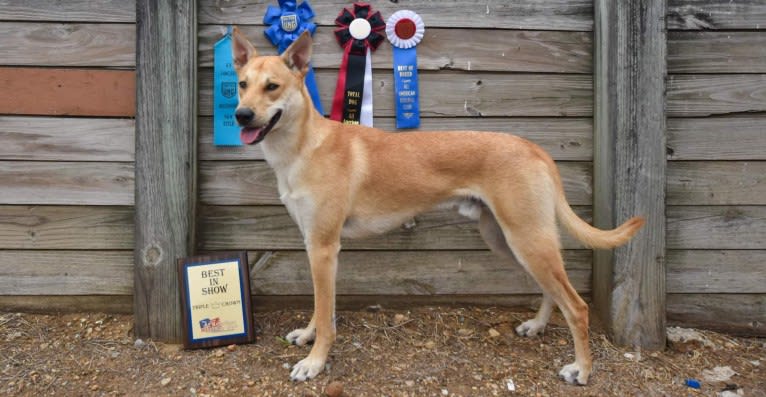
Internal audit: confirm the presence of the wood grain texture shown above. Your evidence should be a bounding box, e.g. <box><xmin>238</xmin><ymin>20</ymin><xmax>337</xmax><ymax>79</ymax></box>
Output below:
<box><xmin>0</xmin><ymin>23</ymin><xmax>135</xmax><ymax>67</ymax></box>
<box><xmin>247</xmin><ymin>250</ymin><xmax>591</xmax><ymax>295</ymax></box>
<box><xmin>667</xmin><ymin>116</ymin><xmax>766</xmax><ymax>160</ymax></box>
<box><xmin>668</xmin><ymin>74</ymin><xmax>766</xmax><ymax>117</ymax></box>
<box><xmin>667</xmin><ymin>250</ymin><xmax>766</xmax><ymax>293</ymax></box>
<box><xmin>593</xmin><ymin>0</ymin><xmax>667</xmax><ymax>348</ymax></box>
<box><xmin>199</xmin><ymin>161</ymin><xmax>593</xmax><ymax>206</ymax></box>
<box><xmin>0</xmin><ymin>250</ymin><xmax>133</xmax><ymax>295</ymax></box>
<box><xmin>0</xmin><ymin>295</ymin><xmax>132</xmax><ymax>314</ymax></box>
<box><xmin>0</xmin><ymin>0</ymin><xmax>134</xmax><ymax>22</ymax></box>
<box><xmin>0</xmin><ymin>116</ymin><xmax>134</xmax><ymax>161</ymax></box>
<box><xmin>0</xmin><ymin>161</ymin><xmax>133</xmax><ymax>205</ymax></box>
<box><xmin>0</xmin><ymin>294</ymin><xmax>550</xmax><ymax>314</ymax></box>
<box><xmin>0</xmin><ymin>205</ymin><xmax>133</xmax><ymax>249</ymax></box>
<box><xmin>198</xmin><ymin>205</ymin><xmax>591</xmax><ymax>251</ymax></box>
<box><xmin>199</xmin><ymin>26</ymin><xmax>592</xmax><ymax>73</ymax></box>
<box><xmin>199</xmin><ymin>0</ymin><xmax>594</xmax><ymax>31</ymax></box>
<box><xmin>667</xmin><ymin>0</ymin><xmax>766</xmax><ymax>30</ymax></box>
<box><xmin>0</xmin><ymin>67</ymin><xmax>135</xmax><ymax>116</ymax></box>
<box><xmin>667</xmin><ymin>161</ymin><xmax>766</xmax><ymax>205</ymax></box>
<box><xmin>200</xmin><ymin>69</ymin><xmax>594</xmax><ymax>117</ymax></box>
<box><xmin>199</xmin><ymin>117</ymin><xmax>593</xmax><ymax>161</ymax></box>
<box><xmin>668</xmin><ymin>32</ymin><xmax>766</xmax><ymax>73</ymax></box>
<box><xmin>252</xmin><ymin>295</ymin><xmax>556</xmax><ymax>312</ymax></box>
<box><xmin>134</xmin><ymin>0</ymin><xmax>197</xmax><ymax>342</ymax></box>
<box><xmin>667</xmin><ymin>294</ymin><xmax>765</xmax><ymax>336</ymax></box>
<box><xmin>667</xmin><ymin>206</ymin><xmax>766</xmax><ymax>249</ymax></box>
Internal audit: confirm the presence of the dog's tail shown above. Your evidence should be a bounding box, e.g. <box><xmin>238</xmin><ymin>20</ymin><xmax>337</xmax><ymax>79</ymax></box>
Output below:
<box><xmin>555</xmin><ymin>181</ymin><xmax>644</xmax><ymax>249</ymax></box>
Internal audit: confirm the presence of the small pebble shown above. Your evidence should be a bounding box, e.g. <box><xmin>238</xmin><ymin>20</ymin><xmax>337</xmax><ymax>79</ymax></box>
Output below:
<box><xmin>325</xmin><ymin>381</ymin><xmax>344</xmax><ymax>397</ymax></box>
<box><xmin>393</xmin><ymin>313</ymin><xmax>408</xmax><ymax>324</ymax></box>
<box><xmin>134</xmin><ymin>339</ymin><xmax>146</xmax><ymax>348</ymax></box>
<box><xmin>488</xmin><ymin>328</ymin><xmax>501</xmax><ymax>338</ymax></box>
<box><xmin>458</xmin><ymin>328</ymin><xmax>473</xmax><ymax>336</ymax></box>
<box><xmin>424</xmin><ymin>341</ymin><xmax>436</xmax><ymax>349</ymax></box>
<box><xmin>227</xmin><ymin>344</ymin><xmax>237</xmax><ymax>351</ymax></box>
<box><xmin>441</xmin><ymin>389</ymin><xmax>449</xmax><ymax>396</ymax></box>
<box><xmin>160</xmin><ymin>377</ymin><xmax>171</xmax><ymax>387</ymax></box>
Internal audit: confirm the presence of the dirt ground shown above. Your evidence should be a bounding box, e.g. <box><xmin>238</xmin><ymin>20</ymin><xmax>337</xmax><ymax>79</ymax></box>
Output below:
<box><xmin>1</xmin><ymin>307</ymin><xmax>764</xmax><ymax>397</ymax></box>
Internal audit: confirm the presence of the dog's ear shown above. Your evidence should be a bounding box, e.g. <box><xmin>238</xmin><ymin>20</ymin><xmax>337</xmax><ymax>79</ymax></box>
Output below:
<box><xmin>231</xmin><ymin>26</ymin><xmax>257</xmax><ymax>69</ymax></box>
<box><xmin>281</xmin><ymin>30</ymin><xmax>313</xmax><ymax>75</ymax></box>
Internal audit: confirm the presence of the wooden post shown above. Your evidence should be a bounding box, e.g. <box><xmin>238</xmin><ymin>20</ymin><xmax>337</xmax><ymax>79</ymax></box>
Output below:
<box><xmin>134</xmin><ymin>0</ymin><xmax>197</xmax><ymax>342</ymax></box>
<box><xmin>593</xmin><ymin>0</ymin><xmax>666</xmax><ymax>348</ymax></box>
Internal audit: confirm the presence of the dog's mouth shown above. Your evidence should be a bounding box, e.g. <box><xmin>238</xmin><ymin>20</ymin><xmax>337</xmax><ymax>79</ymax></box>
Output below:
<box><xmin>240</xmin><ymin>110</ymin><xmax>282</xmax><ymax>145</ymax></box>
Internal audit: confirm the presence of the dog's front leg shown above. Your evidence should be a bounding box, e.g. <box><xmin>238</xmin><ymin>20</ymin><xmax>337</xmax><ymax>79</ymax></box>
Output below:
<box><xmin>290</xmin><ymin>239</ymin><xmax>339</xmax><ymax>381</ymax></box>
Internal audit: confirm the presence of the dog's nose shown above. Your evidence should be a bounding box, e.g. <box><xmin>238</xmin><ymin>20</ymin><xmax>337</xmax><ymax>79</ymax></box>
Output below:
<box><xmin>235</xmin><ymin>108</ymin><xmax>255</xmax><ymax>126</ymax></box>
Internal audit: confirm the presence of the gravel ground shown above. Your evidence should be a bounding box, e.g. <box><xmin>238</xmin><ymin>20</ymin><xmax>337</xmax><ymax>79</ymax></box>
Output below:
<box><xmin>1</xmin><ymin>307</ymin><xmax>764</xmax><ymax>396</ymax></box>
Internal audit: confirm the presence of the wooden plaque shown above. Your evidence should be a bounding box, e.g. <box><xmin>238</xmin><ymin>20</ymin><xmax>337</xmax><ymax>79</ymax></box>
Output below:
<box><xmin>177</xmin><ymin>252</ymin><xmax>255</xmax><ymax>349</ymax></box>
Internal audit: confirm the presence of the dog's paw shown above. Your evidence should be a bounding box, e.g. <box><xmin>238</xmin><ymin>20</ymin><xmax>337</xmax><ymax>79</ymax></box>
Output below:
<box><xmin>558</xmin><ymin>362</ymin><xmax>589</xmax><ymax>385</ymax></box>
<box><xmin>286</xmin><ymin>327</ymin><xmax>316</xmax><ymax>346</ymax></box>
<box><xmin>290</xmin><ymin>355</ymin><xmax>325</xmax><ymax>381</ymax></box>
<box><xmin>515</xmin><ymin>319</ymin><xmax>547</xmax><ymax>337</ymax></box>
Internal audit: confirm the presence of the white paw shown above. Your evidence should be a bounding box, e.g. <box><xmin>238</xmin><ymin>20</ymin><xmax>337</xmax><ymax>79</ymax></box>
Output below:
<box><xmin>290</xmin><ymin>355</ymin><xmax>325</xmax><ymax>381</ymax></box>
<box><xmin>558</xmin><ymin>362</ymin><xmax>589</xmax><ymax>385</ymax></box>
<box><xmin>286</xmin><ymin>327</ymin><xmax>316</xmax><ymax>346</ymax></box>
<box><xmin>515</xmin><ymin>319</ymin><xmax>547</xmax><ymax>337</ymax></box>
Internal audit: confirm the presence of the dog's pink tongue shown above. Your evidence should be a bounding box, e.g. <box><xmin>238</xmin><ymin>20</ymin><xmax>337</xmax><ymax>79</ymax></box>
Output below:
<box><xmin>240</xmin><ymin>127</ymin><xmax>263</xmax><ymax>145</ymax></box>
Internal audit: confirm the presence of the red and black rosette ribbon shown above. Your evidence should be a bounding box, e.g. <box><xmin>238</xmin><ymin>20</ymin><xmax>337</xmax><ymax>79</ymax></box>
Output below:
<box><xmin>330</xmin><ymin>3</ymin><xmax>385</xmax><ymax>125</ymax></box>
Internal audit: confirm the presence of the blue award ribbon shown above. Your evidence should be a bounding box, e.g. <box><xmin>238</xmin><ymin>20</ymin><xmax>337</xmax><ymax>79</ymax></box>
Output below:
<box><xmin>392</xmin><ymin>46</ymin><xmax>420</xmax><ymax>129</ymax></box>
<box><xmin>213</xmin><ymin>26</ymin><xmax>241</xmax><ymax>146</ymax></box>
<box><xmin>264</xmin><ymin>0</ymin><xmax>323</xmax><ymax>115</ymax></box>
<box><xmin>386</xmin><ymin>11</ymin><xmax>425</xmax><ymax>129</ymax></box>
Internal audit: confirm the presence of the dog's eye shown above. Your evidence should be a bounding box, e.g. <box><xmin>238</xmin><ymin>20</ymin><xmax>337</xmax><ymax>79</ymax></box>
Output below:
<box><xmin>238</xmin><ymin>81</ymin><xmax>247</xmax><ymax>89</ymax></box>
<box><xmin>265</xmin><ymin>83</ymin><xmax>280</xmax><ymax>91</ymax></box>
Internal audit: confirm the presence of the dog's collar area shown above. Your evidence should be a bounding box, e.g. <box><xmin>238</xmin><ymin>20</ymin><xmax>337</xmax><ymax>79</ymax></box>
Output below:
<box><xmin>240</xmin><ymin>109</ymin><xmax>283</xmax><ymax>145</ymax></box>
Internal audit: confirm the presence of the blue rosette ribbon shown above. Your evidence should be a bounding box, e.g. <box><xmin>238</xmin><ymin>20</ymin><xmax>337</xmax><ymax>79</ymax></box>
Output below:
<box><xmin>386</xmin><ymin>10</ymin><xmax>425</xmax><ymax>129</ymax></box>
<box><xmin>263</xmin><ymin>0</ymin><xmax>324</xmax><ymax>114</ymax></box>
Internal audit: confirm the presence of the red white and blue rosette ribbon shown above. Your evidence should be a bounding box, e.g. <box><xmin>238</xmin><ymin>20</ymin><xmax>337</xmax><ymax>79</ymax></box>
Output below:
<box><xmin>386</xmin><ymin>10</ymin><xmax>424</xmax><ymax>129</ymax></box>
<box><xmin>263</xmin><ymin>0</ymin><xmax>323</xmax><ymax>114</ymax></box>
<box><xmin>330</xmin><ymin>3</ymin><xmax>385</xmax><ymax>126</ymax></box>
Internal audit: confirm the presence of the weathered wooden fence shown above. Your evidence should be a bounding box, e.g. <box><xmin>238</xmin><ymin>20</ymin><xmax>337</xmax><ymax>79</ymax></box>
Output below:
<box><xmin>0</xmin><ymin>0</ymin><xmax>763</xmax><ymax>343</ymax></box>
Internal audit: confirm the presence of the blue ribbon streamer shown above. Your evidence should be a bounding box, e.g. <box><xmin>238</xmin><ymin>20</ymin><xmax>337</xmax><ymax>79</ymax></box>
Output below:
<box><xmin>263</xmin><ymin>0</ymin><xmax>324</xmax><ymax>114</ymax></box>
<box><xmin>213</xmin><ymin>26</ymin><xmax>242</xmax><ymax>146</ymax></box>
<box><xmin>392</xmin><ymin>46</ymin><xmax>420</xmax><ymax>129</ymax></box>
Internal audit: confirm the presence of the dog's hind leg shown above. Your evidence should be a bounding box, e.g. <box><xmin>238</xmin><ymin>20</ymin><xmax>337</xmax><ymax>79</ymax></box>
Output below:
<box><xmin>488</xmin><ymin>198</ymin><xmax>592</xmax><ymax>385</ymax></box>
<box><xmin>479</xmin><ymin>207</ymin><xmax>554</xmax><ymax>337</ymax></box>
<box><xmin>516</xmin><ymin>294</ymin><xmax>554</xmax><ymax>337</ymax></box>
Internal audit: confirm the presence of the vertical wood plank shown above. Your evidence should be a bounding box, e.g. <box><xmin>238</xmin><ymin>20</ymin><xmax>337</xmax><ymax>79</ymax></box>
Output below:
<box><xmin>134</xmin><ymin>0</ymin><xmax>197</xmax><ymax>342</ymax></box>
<box><xmin>593</xmin><ymin>0</ymin><xmax>666</xmax><ymax>349</ymax></box>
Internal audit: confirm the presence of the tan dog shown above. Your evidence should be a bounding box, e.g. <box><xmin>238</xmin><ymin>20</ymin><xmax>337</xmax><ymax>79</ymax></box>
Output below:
<box><xmin>231</xmin><ymin>28</ymin><xmax>644</xmax><ymax>385</ymax></box>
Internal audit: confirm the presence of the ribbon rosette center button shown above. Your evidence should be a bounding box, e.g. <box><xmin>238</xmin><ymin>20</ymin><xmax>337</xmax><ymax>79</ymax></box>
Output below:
<box><xmin>394</xmin><ymin>19</ymin><xmax>417</xmax><ymax>40</ymax></box>
<box><xmin>349</xmin><ymin>18</ymin><xmax>372</xmax><ymax>40</ymax></box>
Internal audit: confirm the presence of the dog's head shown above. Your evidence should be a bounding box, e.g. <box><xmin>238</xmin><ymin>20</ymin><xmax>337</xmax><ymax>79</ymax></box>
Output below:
<box><xmin>231</xmin><ymin>27</ymin><xmax>313</xmax><ymax>145</ymax></box>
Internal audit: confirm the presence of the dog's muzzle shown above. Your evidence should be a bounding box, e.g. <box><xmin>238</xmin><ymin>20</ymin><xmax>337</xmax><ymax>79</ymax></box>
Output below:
<box><xmin>239</xmin><ymin>109</ymin><xmax>282</xmax><ymax>145</ymax></box>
